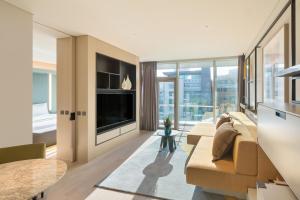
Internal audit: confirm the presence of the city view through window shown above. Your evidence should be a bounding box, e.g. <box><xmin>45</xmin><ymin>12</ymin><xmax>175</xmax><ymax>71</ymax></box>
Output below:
<box><xmin>157</xmin><ymin>58</ymin><xmax>238</xmax><ymax>130</ymax></box>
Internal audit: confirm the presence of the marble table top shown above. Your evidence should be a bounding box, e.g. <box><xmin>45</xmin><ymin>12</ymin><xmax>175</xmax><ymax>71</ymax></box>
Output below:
<box><xmin>0</xmin><ymin>159</ymin><xmax>67</xmax><ymax>200</ymax></box>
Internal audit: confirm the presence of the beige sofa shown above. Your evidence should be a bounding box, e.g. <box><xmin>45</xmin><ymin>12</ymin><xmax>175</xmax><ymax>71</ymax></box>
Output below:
<box><xmin>186</xmin><ymin>112</ymin><xmax>280</xmax><ymax>194</ymax></box>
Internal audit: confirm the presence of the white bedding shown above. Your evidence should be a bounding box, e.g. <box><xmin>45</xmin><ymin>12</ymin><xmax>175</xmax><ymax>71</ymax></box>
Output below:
<box><xmin>32</xmin><ymin>103</ymin><xmax>57</xmax><ymax>134</ymax></box>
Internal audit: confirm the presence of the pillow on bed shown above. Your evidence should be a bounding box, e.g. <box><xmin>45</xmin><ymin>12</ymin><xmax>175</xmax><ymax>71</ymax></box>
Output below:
<box><xmin>33</xmin><ymin>103</ymin><xmax>49</xmax><ymax>117</ymax></box>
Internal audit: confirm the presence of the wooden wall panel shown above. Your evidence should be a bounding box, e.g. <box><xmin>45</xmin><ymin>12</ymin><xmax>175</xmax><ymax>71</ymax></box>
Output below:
<box><xmin>57</xmin><ymin>37</ymin><xmax>76</xmax><ymax>162</ymax></box>
<box><xmin>75</xmin><ymin>35</ymin><xmax>140</xmax><ymax>162</ymax></box>
<box><xmin>75</xmin><ymin>36</ymin><xmax>89</xmax><ymax>163</ymax></box>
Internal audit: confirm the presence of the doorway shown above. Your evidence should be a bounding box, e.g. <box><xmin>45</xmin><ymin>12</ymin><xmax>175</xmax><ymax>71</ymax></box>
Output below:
<box><xmin>32</xmin><ymin>23</ymin><xmax>69</xmax><ymax>158</ymax></box>
<box><xmin>158</xmin><ymin>79</ymin><xmax>177</xmax><ymax>129</ymax></box>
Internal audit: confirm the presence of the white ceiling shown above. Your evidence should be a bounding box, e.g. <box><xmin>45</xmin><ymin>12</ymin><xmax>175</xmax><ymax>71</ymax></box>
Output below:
<box><xmin>7</xmin><ymin>0</ymin><xmax>280</xmax><ymax>61</ymax></box>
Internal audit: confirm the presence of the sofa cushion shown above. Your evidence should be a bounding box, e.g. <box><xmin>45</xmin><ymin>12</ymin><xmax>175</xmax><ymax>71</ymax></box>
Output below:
<box><xmin>186</xmin><ymin>136</ymin><xmax>256</xmax><ymax>193</ymax></box>
<box><xmin>216</xmin><ymin>113</ymin><xmax>231</xmax><ymax>128</ymax></box>
<box><xmin>230</xmin><ymin>112</ymin><xmax>257</xmax><ymax>140</ymax></box>
<box><xmin>212</xmin><ymin>122</ymin><xmax>239</xmax><ymax>161</ymax></box>
<box><xmin>188</xmin><ymin>137</ymin><xmax>235</xmax><ymax>173</ymax></box>
<box><xmin>186</xmin><ymin>112</ymin><xmax>259</xmax><ymax>194</ymax></box>
<box><xmin>187</xmin><ymin>123</ymin><xmax>215</xmax><ymax>145</ymax></box>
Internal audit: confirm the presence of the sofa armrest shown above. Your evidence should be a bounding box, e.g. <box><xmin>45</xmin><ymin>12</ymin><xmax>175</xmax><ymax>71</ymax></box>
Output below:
<box><xmin>233</xmin><ymin>137</ymin><xmax>257</xmax><ymax>176</ymax></box>
<box><xmin>187</xmin><ymin>123</ymin><xmax>215</xmax><ymax>145</ymax></box>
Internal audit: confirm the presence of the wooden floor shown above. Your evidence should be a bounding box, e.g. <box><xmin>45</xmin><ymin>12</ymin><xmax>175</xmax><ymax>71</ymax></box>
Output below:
<box><xmin>44</xmin><ymin>131</ymin><xmax>153</xmax><ymax>200</ymax></box>
<box><xmin>46</xmin><ymin>145</ymin><xmax>57</xmax><ymax>159</ymax></box>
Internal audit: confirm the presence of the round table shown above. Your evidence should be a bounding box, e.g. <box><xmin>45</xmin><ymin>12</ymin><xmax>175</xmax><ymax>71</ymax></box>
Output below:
<box><xmin>0</xmin><ymin>159</ymin><xmax>67</xmax><ymax>200</ymax></box>
<box><xmin>157</xmin><ymin>130</ymin><xmax>178</xmax><ymax>152</ymax></box>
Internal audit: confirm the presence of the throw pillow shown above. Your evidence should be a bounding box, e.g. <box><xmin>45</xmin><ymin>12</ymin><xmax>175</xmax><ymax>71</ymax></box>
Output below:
<box><xmin>212</xmin><ymin>122</ymin><xmax>240</xmax><ymax>162</ymax></box>
<box><xmin>216</xmin><ymin>113</ymin><xmax>231</xmax><ymax>129</ymax></box>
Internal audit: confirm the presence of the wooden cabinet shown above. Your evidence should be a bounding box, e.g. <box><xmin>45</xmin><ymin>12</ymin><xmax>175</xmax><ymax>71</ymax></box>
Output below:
<box><xmin>256</xmin><ymin>183</ymin><xmax>297</xmax><ymax>200</ymax></box>
<box><xmin>96</xmin><ymin>122</ymin><xmax>137</xmax><ymax>144</ymax></box>
<box><xmin>257</xmin><ymin>103</ymin><xmax>300</xmax><ymax>199</ymax></box>
<box><xmin>76</xmin><ymin>35</ymin><xmax>140</xmax><ymax>162</ymax></box>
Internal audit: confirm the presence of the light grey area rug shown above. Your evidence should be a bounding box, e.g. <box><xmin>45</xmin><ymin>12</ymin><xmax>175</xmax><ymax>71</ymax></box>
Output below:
<box><xmin>96</xmin><ymin>132</ymin><xmax>225</xmax><ymax>200</ymax></box>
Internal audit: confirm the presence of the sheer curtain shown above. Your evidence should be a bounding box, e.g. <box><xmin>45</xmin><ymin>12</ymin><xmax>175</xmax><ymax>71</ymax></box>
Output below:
<box><xmin>140</xmin><ymin>62</ymin><xmax>158</xmax><ymax>131</ymax></box>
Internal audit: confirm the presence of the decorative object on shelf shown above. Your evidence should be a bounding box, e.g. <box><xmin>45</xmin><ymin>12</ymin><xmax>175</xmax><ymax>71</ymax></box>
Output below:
<box><xmin>126</xmin><ymin>75</ymin><xmax>132</xmax><ymax>90</ymax></box>
<box><xmin>164</xmin><ymin>116</ymin><xmax>172</xmax><ymax>136</ymax></box>
<box><xmin>276</xmin><ymin>64</ymin><xmax>300</xmax><ymax>77</ymax></box>
<box><xmin>121</xmin><ymin>78</ymin><xmax>127</xmax><ymax>90</ymax></box>
<box><xmin>122</xmin><ymin>75</ymin><xmax>132</xmax><ymax>90</ymax></box>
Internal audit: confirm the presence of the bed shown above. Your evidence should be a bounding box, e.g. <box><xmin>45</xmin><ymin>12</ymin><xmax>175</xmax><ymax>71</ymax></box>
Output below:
<box><xmin>32</xmin><ymin>103</ymin><xmax>57</xmax><ymax>147</ymax></box>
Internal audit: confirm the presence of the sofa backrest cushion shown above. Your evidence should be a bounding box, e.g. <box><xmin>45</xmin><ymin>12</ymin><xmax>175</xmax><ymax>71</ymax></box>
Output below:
<box><xmin>229</xmin><ymin>112</ymin><xmax>257</xmax><ymax>139</ymax></box>
<box><xmin>232</xmin><ymin>118</ymin><xmax>258</xmax><ymax>176</ymax></box>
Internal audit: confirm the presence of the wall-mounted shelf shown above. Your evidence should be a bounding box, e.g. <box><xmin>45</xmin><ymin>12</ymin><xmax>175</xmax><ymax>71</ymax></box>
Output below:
<box><xmin>96</xmin><ymin>53</ymin><xmax>136</xmax><ymax>90</ymax></box>
<box><xmin>97</xmin><ymin>72</ymin><xmax>120</xmax><ymax>89</ymax></box>
<box><xmin>276</xmin><ymin>65</ymin><xmax>300</xmax><ymax>77</ymax></box>
<box><xmin>275</xmin><ymin>65</ymin><xmax>300</xmax><ymax>103</ymax></box>
<box><xmin>96</xmin><ymin>52</ymin><xmax>137</xmax><ymax>136</ymax></box>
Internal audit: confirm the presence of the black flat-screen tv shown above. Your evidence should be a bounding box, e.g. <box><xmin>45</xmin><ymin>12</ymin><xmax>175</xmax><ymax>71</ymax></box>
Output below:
<box><xmin>97</xmin><ymin>92</ymin><xmax>136</xmax><ymax>133</ymax></box>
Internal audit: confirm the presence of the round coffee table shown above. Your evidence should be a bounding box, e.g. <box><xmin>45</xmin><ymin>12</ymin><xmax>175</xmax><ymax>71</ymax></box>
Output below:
<box><xmin>157</xmin><ymin>130</ymin><xmax>177</xmax><ymax>152</ymax></box>
<box><xmin>0</xmin><ymin>159</ymin><xmax>67</xmax><ymax>200</ymax></box>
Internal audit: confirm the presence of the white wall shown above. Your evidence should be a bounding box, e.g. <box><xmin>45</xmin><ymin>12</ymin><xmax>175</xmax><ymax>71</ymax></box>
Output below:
<box><xmin>245</xmin><ymin>0</ymin><xmax>290</xmax><ymax>57</ymax></box>
<box><xmin>246</xmin><ymin>0</ymin><xmax>300</xmax><ymax>64</ymax></box>
<box><xmin>245</xmin><ymin>0</ymin><xmax>300</xmax><ymax>103</ymax></box>
<box><xmin>0</xmin><ymin>1</ymin><xmax>32</xmax><ymax>147</ymax></box>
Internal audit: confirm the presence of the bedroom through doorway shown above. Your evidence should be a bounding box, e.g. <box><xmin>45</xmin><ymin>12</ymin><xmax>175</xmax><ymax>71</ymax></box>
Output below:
<box><xmin>32</xmin><ymin>23</ymin><xmax>69</xmax><ymax>158</ymax></box>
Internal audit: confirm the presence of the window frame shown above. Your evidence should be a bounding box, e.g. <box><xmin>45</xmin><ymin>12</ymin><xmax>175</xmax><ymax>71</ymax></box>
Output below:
<box><xmin>157</xmin><ymin>56</ymin><xmax>238</xmax><ymax>130</ymax></box>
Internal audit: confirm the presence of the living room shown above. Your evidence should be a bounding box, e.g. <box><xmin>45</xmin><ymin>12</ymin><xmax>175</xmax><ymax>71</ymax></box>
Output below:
<box><xmin>0</xmin><ymin>0</ymin><xmax>300</xmax><ymax>200</ymax></box>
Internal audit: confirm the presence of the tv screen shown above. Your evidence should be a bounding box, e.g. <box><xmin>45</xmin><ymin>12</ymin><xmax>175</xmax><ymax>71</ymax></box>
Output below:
<box><xmin>97</xmin><ymin>92</ymin><xmax>135</xmax><ymax>133</ymax></box>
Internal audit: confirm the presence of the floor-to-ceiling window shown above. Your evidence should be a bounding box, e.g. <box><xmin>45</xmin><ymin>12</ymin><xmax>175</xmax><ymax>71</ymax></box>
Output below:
<box><xmin>157</xmin><ymin>57</ymin><xmax>238</xmax><ymax>130</ymax></box>
<box><xmin>263</xmin><ymin>27</ymin><xmax>286</xmax><ymax>103</ymax></box>
<box><xmin>215</xmin><ymin>59</ymin><xmax>238</xmax><ymax>118</ymax></box>
<box><xmin>179</xmin><ymin>61</ymin><xmax>214</xmax><ymax>129</ymax></box>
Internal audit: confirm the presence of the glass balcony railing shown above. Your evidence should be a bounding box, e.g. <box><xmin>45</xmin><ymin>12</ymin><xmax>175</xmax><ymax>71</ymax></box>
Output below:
<box><xmin>158</xmin><ymin>103</ymin><xmax>237</xmax><ymax>130</ymax></box>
